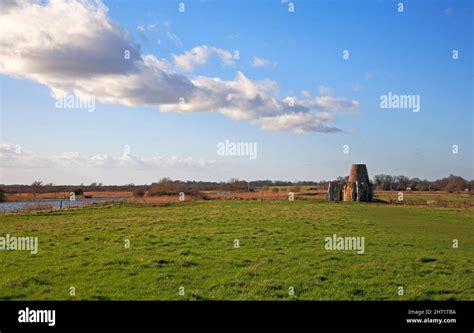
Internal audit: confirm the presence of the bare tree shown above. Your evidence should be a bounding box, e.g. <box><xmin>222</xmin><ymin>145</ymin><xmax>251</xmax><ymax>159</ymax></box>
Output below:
<box><xmin>30</xmin><ymin>180</ymin><xmax>44</xmax><ymax>199</ymax></box>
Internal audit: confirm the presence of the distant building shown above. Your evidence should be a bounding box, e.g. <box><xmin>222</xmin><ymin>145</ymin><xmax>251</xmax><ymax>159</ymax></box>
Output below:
<box><xmin>327</xmin><ymin>164</ymin><xmax>374</xmax><ymax>202</ymax></box>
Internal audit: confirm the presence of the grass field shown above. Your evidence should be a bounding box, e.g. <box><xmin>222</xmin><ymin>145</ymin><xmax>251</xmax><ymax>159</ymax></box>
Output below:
<box><xmin>0</xmin><ymin>199</ymin><xmax>473</xmax><ymax>300</ymax></box>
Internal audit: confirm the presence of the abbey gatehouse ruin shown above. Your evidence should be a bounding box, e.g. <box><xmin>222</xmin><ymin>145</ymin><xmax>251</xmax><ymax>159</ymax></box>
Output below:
<box><xmin>327</xmin><ymin>164</ymin><xmax>374</xmax><ymax>202</ymax></box>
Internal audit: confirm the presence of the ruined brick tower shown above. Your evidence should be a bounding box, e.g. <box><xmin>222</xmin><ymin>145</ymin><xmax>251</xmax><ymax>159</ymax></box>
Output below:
<box><xmin>327</xmin><ymin>164</ymin><xmax>374</xmax><ymax>202</ymax></box>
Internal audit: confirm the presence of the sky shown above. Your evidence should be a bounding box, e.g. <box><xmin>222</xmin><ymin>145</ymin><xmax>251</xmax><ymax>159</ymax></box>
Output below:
<box><xmin>0</xmin><ymin>0</ymin><xmax>472</xmax><ymax>185</ymax></box>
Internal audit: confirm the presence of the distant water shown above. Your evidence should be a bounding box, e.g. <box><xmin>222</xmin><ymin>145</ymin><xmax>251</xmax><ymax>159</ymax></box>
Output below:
<box><xmin>0</xmin><ymin>197</ymin><xmax>126</xmax><ymax>212</ymax></box>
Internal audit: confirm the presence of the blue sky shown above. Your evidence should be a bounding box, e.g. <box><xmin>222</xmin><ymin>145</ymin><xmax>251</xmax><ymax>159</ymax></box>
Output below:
<box><xmin>0</xmin><ymin>0</ymin><xmax>472</xmax><ymax>184</ymax></box>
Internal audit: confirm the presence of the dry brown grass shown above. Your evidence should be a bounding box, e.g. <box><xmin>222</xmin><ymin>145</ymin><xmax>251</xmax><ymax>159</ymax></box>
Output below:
<box><xmin>85</xmin><ymin>191</ymin><xmax>132</xmax><ymax>198</ymax></box>
<box><xmin>4</xmin><ymin>189</ymin><xmax>472</xmax><ymax>208</ymax></box>
<box><xmin>129</xmin><ymin>194</ymin><xmax>203</xmax><ymax>203</ymax></box>
<box><xmin>203</xmin><ymin>189</ymin><xmax>327</xmax><ymax>201</ymax></box>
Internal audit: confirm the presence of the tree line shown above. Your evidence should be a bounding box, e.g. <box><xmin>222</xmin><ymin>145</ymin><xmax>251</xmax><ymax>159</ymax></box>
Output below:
<box><xmin>0</xmin><ymin>174</ymin><xmax>472</xmax><ymax>200</ymax></box>
<box><xmin>371</xmin><ymin>174</ymin><xmax>472</xmax><ymax>192</ymax></box>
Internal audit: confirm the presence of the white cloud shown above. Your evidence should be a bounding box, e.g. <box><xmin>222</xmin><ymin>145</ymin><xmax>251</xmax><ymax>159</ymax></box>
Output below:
<box><xmin>147</xmin><ymin>22</ymin><xmax>158</xmax><ymax>31</ymax></box>
<box><xmin>256</xmin><ymin>113</ymin><xmax>340</xmax><ymax>134</ymax></box>
<box><xmin>166</xmin><ymin>31</ymin><xmax>182</xmax><ymax>48</ymax></box>
<box><xmin>250</xmin><ymin>56</ymin><xmax>274</xmax><ymax>68</ymax></box>
<box><xmin>137</xmin><ymin>25</ymin><xmax>147</xmax><ymax>42</ymax></box>
<box><xmin>0</xmin><ymin>143</ymin><xmax>53</xmax><ymax>169</ymax></box>
<box><xmin>172</xmin><ymin>45</ymin><xmax>233</xmax><ymax>72</ymax></box>
<box><xmin>0</xmin><ymin>143</ymin><xmax>216</xmax><ymax>170</ymax></box>
<box><xmin>305</xmin><ymin>96</ymin><xmax>359</xmax><ymax>112</ymax></box>
<box><xmin>0</xmin><ymin>0</ymin><xmax>359</xmax><ymax>133</ymax></box>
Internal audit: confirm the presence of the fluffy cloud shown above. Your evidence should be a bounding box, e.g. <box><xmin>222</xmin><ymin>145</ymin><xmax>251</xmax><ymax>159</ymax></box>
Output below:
<box><xmin>172</xmin><ymin>45</ymin><xmax>234</xmax><ymax>72</ymax></box>
<box><xmin>0</xmin><ymin>0</ymin><xmax>359</xmax><ymax>133</ymax></box>
<box><xmin>0</xmin><ymin>143</ymin><xmax>53</xmax><ymax>169</ymax></box>
<box><xmin>257</xmin><ymin>113</ymin><xmax>340</xmax><ymax>133</ymax></box>
<box><xmin>0</xmin><ymin>143</ymin><xmax>216</xmax><ymax>170</ymax></box>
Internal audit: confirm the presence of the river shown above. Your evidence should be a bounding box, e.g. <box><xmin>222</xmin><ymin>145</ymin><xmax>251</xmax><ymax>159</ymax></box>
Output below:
<box><xmin>0</xmin><ymin>197</ymin><xmax>126</xmax><ymax>212</ymax></box>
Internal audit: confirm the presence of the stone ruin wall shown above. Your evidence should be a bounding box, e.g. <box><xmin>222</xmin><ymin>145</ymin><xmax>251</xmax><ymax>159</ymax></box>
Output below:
<box><xmin>327</xmin><ymin>164</ymin><xmax>374</xmax><ymax>202</ymax></box>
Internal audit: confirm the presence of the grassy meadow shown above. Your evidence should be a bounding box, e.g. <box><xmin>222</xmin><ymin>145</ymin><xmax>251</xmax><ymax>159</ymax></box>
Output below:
<box><xmin>0</xmin><ymin>199</ymin><xmax>473</xmax><ymax>300</ymax></box>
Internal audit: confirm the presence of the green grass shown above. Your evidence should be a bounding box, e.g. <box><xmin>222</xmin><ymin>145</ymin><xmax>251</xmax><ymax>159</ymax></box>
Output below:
<box><xmin>0</xmin><ymin>200</ymin><xmax>472</xmax><ymax>300</ymax></box>
<box><xmin>375</xmin><ymin>192</ymin><xmax>474</xmax><ymax>206</ymax></box>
